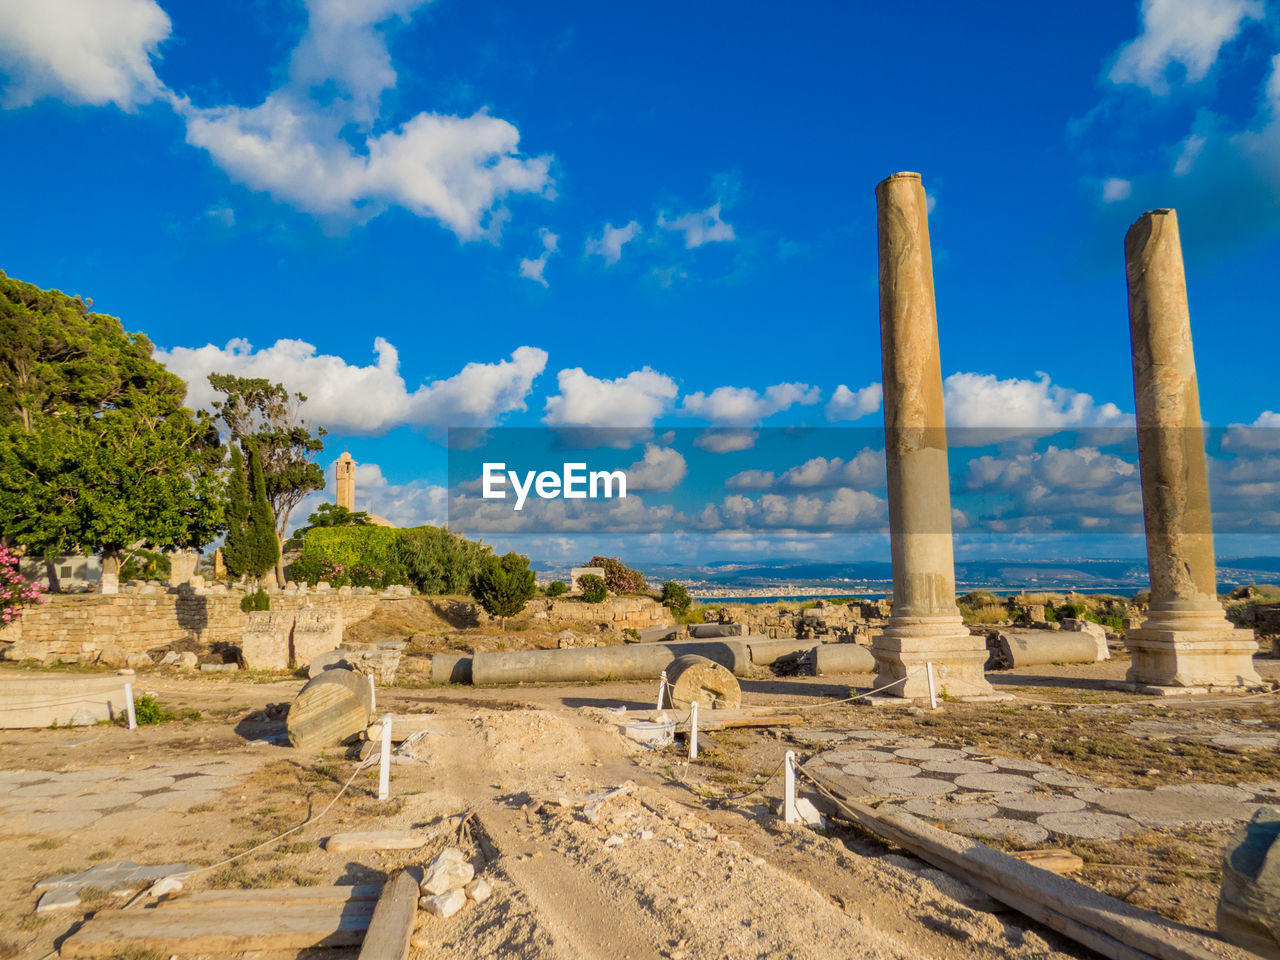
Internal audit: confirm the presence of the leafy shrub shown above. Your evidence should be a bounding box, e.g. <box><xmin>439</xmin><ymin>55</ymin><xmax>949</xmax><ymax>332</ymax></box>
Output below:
<box><xmin>132</xmin><ymin>694</ymin><xmax>173</xmax><ymax>725</ymax></box>
<box><xmin>1054</xmin><ymin>602</ymin><xmax>1087</xmax><ymax>620</ymax></box>
<box><xmin>471</xmin><ymin>552</ymin><xmax>537</xmax><ymax>627</ymax></box>
<box><xmin>579</xmin><ymin>574</ymin><xmax>607</xmax><ymax>603</ymax></box>
<box><xmin>120</xmin><ymin>548</ymin><xmax>170</xmax><ymax>583</ymax></box>
<box><xmin>588</xmin><ymin>556</ymin><xmax>646</xmax><ymax>594</ymax></box>
<box><xmin>1</xmin><ymin>544</ymin><xmax>42</xmax><ymax>624</ymax></box>
<box><xmin>297</xmin><ymin>525</ymin><xmax>485</xmax><ymax>594</ymax></box>
<box><xmin>661</xmin><ymin>581</ymin><xmax>691</xmax><ymax>614</ymax></box>
<box><xmin>545</xmin><ymin>580</ymin><xmax>567</xmax><ymax>597</ymax></box>
<box><xmin>240</xmin><ymin>589</ymin><xmax>270</xmax><ymax>612</ymax></box>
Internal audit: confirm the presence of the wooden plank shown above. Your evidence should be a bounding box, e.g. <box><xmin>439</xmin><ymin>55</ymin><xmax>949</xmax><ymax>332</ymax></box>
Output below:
<box><xmin>802</xmin><ymin>765</ymin><xmax>1254</xmax><ymax>960</ymax></box>
<box><xmin>326</xmin><ymin>830</ymin><xmax>429</xmax><ymax>853</ymax></box>
<box><xmin>1011</xmin><ymin>848</ymin><xmax>1085</xmax><ymax>875</ymax></box>
<box><xmin>357</xmin><ymin>869</ymin><xmax>420</xmax><ymax>960</ymax></box>
<box><xmin>158</xmin><ymin>884</ymin><xmax>382</xmax><ymax>909</ymax></box>
<box><xmin>61</xmin><ymin>903</ymin><xmax>374</xmax><ymax>958</ymax></box>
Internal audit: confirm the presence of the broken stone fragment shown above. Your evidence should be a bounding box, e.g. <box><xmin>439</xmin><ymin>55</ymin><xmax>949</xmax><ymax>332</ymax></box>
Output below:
<box><xmin>420</xmin><ymin>887</ymin><xmax>467</xmax><ymax>918</ymax></box>
<box><xmin>419</xmin><ymin>857</ymin><xmax>474</xmax><ymax>896</ymax></box>
<box><xmin>464</xmin><ymin>878</ymin><xmax>491</xmax><ymax>903</ymax></box>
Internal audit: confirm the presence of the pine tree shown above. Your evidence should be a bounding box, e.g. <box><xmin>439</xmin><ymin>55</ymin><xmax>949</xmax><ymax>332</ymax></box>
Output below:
<box><xmin>221</xmin><ymin>444</ymin><xmax>251</xmax><ymax>580</ymax></box>
<box><xmin>470</xmin><ymin>551</ymin><xmax>537</xmax><ymax>629</ymax></box>
<box><xmin>247</xmin><ymin>445</ymin><xmax>279</xmax><ymax>584</ymax></box>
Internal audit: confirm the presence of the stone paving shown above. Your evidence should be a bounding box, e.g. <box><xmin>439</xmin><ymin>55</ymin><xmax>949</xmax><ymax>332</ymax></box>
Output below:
<box><xmin>799</xmin><ymin>728</ymin><xmax>1277</xmax><ymax>845</ymax></box>
<box><xmin>0</xmin><ymin>756</ymin><xmax>262</xmax><ymax>838</ymax></box>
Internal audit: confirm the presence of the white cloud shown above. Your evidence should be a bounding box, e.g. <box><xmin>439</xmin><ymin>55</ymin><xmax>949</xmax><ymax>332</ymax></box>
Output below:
<box><xmin>1222</xmin><ymin>410</ymin><xmax>1280</xmax><ymax>452</ymax></box>
<box><xmin>206</xmin><ymin>205</ymin><xmax>235</xmax><ymax>226</ymax></box>
<box><xmin>699</xmin><ymin>487</ymin><xmax>887</xmax><ymax>532</ymax></box>
<box><xmin>825</xmin><ymin>382</ymin><xmax>883</xmax><ymax>421</ymax></box>
<box><xmin>0</xmin><ymin>0</ymin><xmax>170</xmax><ymax>109</ymax></box>
<box><xmin>542</xmin><ymin>366</ymin><xmax>678</xmax><ymax>430</ymax></box>
<box><xmin>694</xmin><ymin>429</ymin><xmax>758</xmax><ymax>453</ymax></box>
<box><xmin>726</xmin><ymin>449</ymin><xmax>885</xmax><ymax>492</ymax></box>
<box><xmin>293</xmin><ymin>456</ymin><xmax>448</xmax><ymax>533</ymax></box>
<box><xmin>625</xmin><ymin>444</ymin><xmax>687</xmax><ymax>492</ymax></box>
<box><xmin>681</xmin><ymin>382</ymin><xmax>820</xmax><ymax>425</ymax></box>
<box><xmin>1109</xmin><ymin>0</ymin><xmax>1263</xmax><ymax>94</ymax></box>
<box><xmin>1102</xmin><ymin>177</ymin><xmax>1132</xmax><ymax>202</ymax></box>
<box><xmin>156</xmin><ymin>337</ymin><xmax>547</xmax><ymax>433</ymax></box>
<box><xmin>519</xmin><ymin>228</ymin><xmax>558</xmax><ymax>287</ymax></box>
<box><xmin>1172</xmin><ymin>133</ymin><xmax>1207</xmax><ymax>175</ymax></box>
<box><xmin>658</xmin><ymin>202</ymin><xmax>735</xmax><ymax>249</ymax></box>
<box><xmin>943</xmin><ymin>372</ymin><xmax>1129</xmax><ymax>434</ymax></box>
<box><xmin>586</xmin><ymin>220</ymin><xmax>640</xmax><ymax>265</ymax></box>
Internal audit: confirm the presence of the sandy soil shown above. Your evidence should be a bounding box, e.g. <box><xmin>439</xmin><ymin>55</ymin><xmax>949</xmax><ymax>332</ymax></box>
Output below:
<box><xmin>1</xmin><ymin>653</ymin><xmax>1277</xmax><ymax>960</ymax></box>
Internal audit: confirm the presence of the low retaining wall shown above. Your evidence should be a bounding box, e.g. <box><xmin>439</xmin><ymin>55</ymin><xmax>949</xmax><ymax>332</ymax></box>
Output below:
<box><xmin>0</xmin><ymin>586</ymin><xmax>393</xmax><ymax>664</ymax></box>
<box><xmin>534</xmin><ymin>596</ymin><xmax>674</xmax><ymax>631</ymax></box>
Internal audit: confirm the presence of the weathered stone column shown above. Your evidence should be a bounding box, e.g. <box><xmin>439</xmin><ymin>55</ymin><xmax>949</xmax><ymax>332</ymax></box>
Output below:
<box><xmin>1123</xmin><ymin>209</ymin><xmax>1261</xmax><ymax>689</ymax></box>
<box><xmin>871</xmin><ymin>172</ymin><xmax>993</xmax><ymax>699</ymax></box>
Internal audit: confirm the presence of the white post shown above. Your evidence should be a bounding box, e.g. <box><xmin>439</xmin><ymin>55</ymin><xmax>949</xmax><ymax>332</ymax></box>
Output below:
<box><xmin>656</xmin><ymin>670</ymin><xmax>668</xmax><ymax>711</ymax></box>
<box><xmin>783</xmin><ymin>750</ymin><xmax>798</xmax><ymax>824</ymax></box>
<box><xmin>368</xmin><ymin>673</ymin><xmax>376</xmax><ymax>715</ymax></box>
<box><xmin>124</xmin><ymin>682</ymin><xmax>137</xmax><ymax>731</ymax></box>
<box><xmin>378</xmin><ymin>713</ymin><xmax>392</xmax><ymax>801</ymax></box>
<box><xmin>688</xmin><ymin>701</ymin><xmax>698</xmax><ymax>760</ymax></box>
<box><xmin>925</xmin><ymin>661</ymin><xmax>938</xmax><ymax>710</ymax></box>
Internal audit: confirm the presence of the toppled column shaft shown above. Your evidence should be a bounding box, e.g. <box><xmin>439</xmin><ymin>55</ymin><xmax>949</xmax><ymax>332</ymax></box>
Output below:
<box><xmin>1123</xmin><ymin>209</ymin><xmax>1260</xmax><ymax>688</ymax></box>
<box><xmin>871</xmin><ymin>172</ymin><xmax>992</xmax><ymax>699</ymax></box>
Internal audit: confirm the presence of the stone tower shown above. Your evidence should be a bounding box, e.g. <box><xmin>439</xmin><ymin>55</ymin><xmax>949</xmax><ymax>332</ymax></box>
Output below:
<box><xmin>335</xmin><ymin>451</ymin><xmax>355</xmax><ymax>511</ymax></box>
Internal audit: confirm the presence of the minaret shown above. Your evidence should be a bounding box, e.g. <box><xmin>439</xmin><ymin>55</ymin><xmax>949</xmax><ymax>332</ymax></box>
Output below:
<box><xmin>335</xmin><ymin>451</ymin><xmax>355</xmax><ymax>511</ymax></box>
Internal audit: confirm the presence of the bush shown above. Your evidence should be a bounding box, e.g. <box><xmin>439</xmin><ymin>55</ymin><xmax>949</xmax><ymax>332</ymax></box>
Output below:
<box><xmin>240</xmin><ymin>589</ymin><xmax>270</xmax><ymax>612</ymax></box>
<box><xmin>579</xmin><ymin>574</ymin><xmax>607</xmax><ymax>603</ymax></box>
<box><xmin>132</xmin><ymin>694</ymin><xmax>173</xmax><ymax>725</ymax></box>
<box><xmin>661</xmin><ymin>581</ymin><xmax>691</xmax><ymax>614</ymax></box>
<box><xmin>545</xmin><ymin>580</ymin><xmax>567</xmax><ymax>597</ymax></box>
<box><xmin>296</xmin><ymin>525</ymin><xmax>487</xmax><ymax>594</ymax></box>
<box><xmin>1055</xmin><ymin>602</ymin><xmax>1087</xmax><ymax>620</ymax></box>
<box><xmin>471</xmin><ymin>552</ymin><xmax>537</xmax><ymax>627</ymax></box>
<box><xmin>588</xmin><ymin>556</ymin><xmax>646</xmax><ymax>594</ymax></box>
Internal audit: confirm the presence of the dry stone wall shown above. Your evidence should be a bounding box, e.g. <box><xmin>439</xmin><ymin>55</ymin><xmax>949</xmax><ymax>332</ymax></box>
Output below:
<box><xmin>0</xmin><ymin>585</ymin><xmax>390</xmax><ymax>664</ymax></box>
<box><xmin>534</xmin><ymin>596</ymin><xmax>674</xmax><ymax>631</ymax></box>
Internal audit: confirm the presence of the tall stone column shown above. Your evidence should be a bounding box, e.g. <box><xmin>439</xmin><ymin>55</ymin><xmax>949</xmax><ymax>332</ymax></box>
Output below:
<box><xmin>1123</xmin><ymin>209</ymin><xmax>1260</xmax><ymax>689</ymax></box>
<box><xmin>871</xmin><ymin>172</ymin><xmax>993</xmax><ymax>699</ymax></box>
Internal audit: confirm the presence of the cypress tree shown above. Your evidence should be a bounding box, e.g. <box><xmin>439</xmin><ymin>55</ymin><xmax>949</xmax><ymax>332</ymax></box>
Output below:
<box><xmin>247</xmin><ymin>445</ymin><xmax>279</xmax><ymax>584</ymax></box>
<box><xmin>221</xmin><ymin>444</ymin><xmax>251</xmax><ymax>579</ymax></box>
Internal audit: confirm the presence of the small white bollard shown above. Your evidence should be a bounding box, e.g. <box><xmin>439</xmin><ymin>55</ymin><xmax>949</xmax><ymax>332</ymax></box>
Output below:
<box><xmin>688</xmin><ymin>701</ymin><xmax>698</xmax><ymax>760</ymax></box>
<box><xmin>124</xmin><ymin>682</ymin><xmax>137</xmax><ymax>730</ymax></box>
<box><xmin>368</xmin><ymin>673</ymin><xmax>376</xmax><ymax>714</ymax></box>
<box><xmin>925</xmin><ymin>661</ymin><xmax>938</xmax><ymax>710</ymax></box>
<box><xmin>656</xmin><ymin>670</ymin><xmax>668</xmax><ymax>711</ymax></box>
<box><xmin>783</xmin><ymin>750</ymin><xmax>798</xmax><ymax>824</ymax></box>
<box><xmin>378</xmin><ymin>713</ymin><xmax>392</xmax><ymax>801</ymax></box>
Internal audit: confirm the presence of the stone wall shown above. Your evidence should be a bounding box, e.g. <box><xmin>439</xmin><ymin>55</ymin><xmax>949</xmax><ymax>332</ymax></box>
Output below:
<box><xmin>0</xmin><ymin>585</ymin><xmax>395</xmax><ymax>664</ymax></box>
<box><xmin>710</xmin><ymin>599</ymin><xmax>889</xmax><ymax>642</ymax></box>
<box><xmin>534</xmin><ymin>596</ymin><xmax>674</xmax><ymax>631</ymax></box>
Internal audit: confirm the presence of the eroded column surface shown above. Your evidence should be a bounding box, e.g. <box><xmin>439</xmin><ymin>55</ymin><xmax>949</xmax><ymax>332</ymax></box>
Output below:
<box><xmin>1124</xmin><ymin>209</ymin><xmax>1260</xmax><ymax>689</ymax></box>
<box><xmin>871</xmin><ymin>172</ymin><xmax>993</xmax><ymax>699</ymax></box>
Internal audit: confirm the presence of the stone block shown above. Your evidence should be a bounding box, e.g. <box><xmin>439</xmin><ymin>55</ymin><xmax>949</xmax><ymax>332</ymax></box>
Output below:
<box><xmin>292</xmin><ymin>608</ymin><xmax>343</xmax><ymax>667</ymax></box>
<box><xmin>240</xmin><ymin>611</ymin><xmax>294</xmax><ymax>671</ymax></box>
<box><xmin>2</xmin><ymin>639</ymin><xmax>52</xmax><ymax>663</ymax></box>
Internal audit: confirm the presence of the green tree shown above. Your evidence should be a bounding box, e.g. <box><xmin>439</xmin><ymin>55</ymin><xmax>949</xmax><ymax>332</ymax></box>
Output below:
<box><xmin>471</xmin><ymin>551</ymin><xmax>537</xmax><ymax>629</ymax></box>
<box><xmin>0</xmin><ymin>272</ymin><xmax>225</xmax><ymax>590</ymax></box>
<box><xmin>579</xmin><ymin>574</ymin><xmax>607</xmax><ymax>603</ymax></box>
<box><xmin>221</xmin><ymin>444</ymin><xmax>251</xmax><ymax>579</ymax></box>
<box><xmin>296</xmin><ymin>502</ymin><xmax>371</xmax><ymax>534</ymax></box>
<box><xmin>245</xmin><ymin>445</ymin><xmax>280</xmax><ymax>584</ymax></box>
<box><xmin>661</xmin><ymin>581</ymin><xmax>691</xmax><ymax>615</ymax></box>
<box><xmin>545</xmin><ymin>580</ymin><xmax>567</xmax><ymax>597</ymax></box>
<box><xmin>207</xmin><ymin>373</ymin><xmax>325</xmax><ymax>584</ymax></box>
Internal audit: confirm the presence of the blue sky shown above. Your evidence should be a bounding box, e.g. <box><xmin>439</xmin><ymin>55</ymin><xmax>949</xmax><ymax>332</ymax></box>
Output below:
<box><xmin>2</xmin><ymin>0</ymin><xmax>1278</xmax><ymax>565</ymax></box>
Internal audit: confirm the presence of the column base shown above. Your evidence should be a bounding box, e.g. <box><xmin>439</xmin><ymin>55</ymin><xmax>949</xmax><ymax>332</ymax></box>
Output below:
<box><xmin>871</xmin><ymin>616</ymin><xmax>993</xmax><ymax>699</ymax></box>
<box><xmin>1124</xmin><ymin>614</ymin><xmax>1261</xmax><ymax>689</ymax></box>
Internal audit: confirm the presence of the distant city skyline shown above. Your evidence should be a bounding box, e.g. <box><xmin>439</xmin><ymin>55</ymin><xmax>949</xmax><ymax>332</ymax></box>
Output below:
<box><xmin>2</xmin><ymin>0</ymin><xmax>1277</xmax><ymax>563</ymax></box>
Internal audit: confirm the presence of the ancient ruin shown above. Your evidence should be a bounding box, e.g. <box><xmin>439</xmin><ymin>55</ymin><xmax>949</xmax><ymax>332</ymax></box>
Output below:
<box><xmin>1122</xmin><ymin>209</ymin><xmax>1263</xmax><ymax>691</ymax></box>
<box><xmin>871</xmin><ymin>172</ymin><xmax>994</xmax><ymax>700</ymax></box>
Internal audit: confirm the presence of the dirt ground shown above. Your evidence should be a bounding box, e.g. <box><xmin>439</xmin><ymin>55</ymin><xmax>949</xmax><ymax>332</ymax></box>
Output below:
<box><xmin>1</xmin><ymin>650</ymin><xmax>1278</xmax><ymax>960</ymax></box>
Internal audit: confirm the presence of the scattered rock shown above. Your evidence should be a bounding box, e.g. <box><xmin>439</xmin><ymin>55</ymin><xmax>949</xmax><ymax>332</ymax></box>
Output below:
<box><xmin>464</xmin><ymin>878</ymin><xmax>492</xmax><ymax>903</ymax></box>
<box><xmin>420</xmin><ymin>887</ymin><xmax>466</xmax><ymax>918</ymax></box>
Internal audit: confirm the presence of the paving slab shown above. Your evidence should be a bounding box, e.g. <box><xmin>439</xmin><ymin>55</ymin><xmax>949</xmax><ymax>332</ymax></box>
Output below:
<box><xmin>920</xmin><ymin>759</ymin><xmax>998</xmax><ymax>776</ymax></box>
<box><xmin>1032</xmin><ymin>770</ymin><xmax>1096</xmax><ymax>789</ymax></box>
<box><xmin>11</xmin><ymin>780</ymin><xmax>78</xmax><ymax>798</ymax></box>
<box><xmin>993</xmin><ymin>793</ymin><xmax>1086</xmax><ymax>815</ymax></box>
<box><xmin>988</xmin><ymin>756</ymin><xmax>1054</xmax><ymax>773</ymax></box>
<box><xmin>953</xmin><ymin>773</ymin><xmax>1038</xmax><ymax>794</ymax></box>
<box><xmin>900</xmin><ymin>798</ymin><xmax>999</xmax><ymax>821</ymax></box>
<box><xmin>0</xmin><ymin>770</ymin><xmax>52</xmax><ymax>786</ymax></box>
<box><xmin>11</xmin><ymin>809</ymin><xmax>103</xmax><ymax>832</ymax></box>
<box><xmin>1242</xmin><ymin>781</ymin><xmax>1280</xmax><ymax>799</ymax></box>
<box><xmin>893</xmin><ymin>747</ymin><xmax>966</xmax><ymax>762</ymax></box>
<box><xmin>170</xmin><ymin>775</ymin><xmax>240</xmax><ymax>791</ymax></box>
<box><xmin>1037</xmin><ymin>811</ymin><xmax>1140</xmax><ymax>840</ymax></box>
<box><xmin>952</xmin><ymin>818</ymin><xmax>1050</xmax><ymax>845</ymax></box>
<box><xmin>822</xmin><ymin>749</ymin><xmax>898</xmax><ymax>764</ymax></box>
<box><xmin>1075</xmin><ymin>784</ymin><xmax>1259</xmax><ymax>826</ymax></box>
<box><xmin>116</xmin><ymin>775</ymin><xmax>177</xmax><ymax>792</ymax></box>
<box><xmin>71</xmin><ymin>792</ymin><xmax>144</xmax><ymax>811</ymax></box>
<box><xmin>875</xmin><ymin>777</ymin><xmax>958</xmax><ymax>797</ymax></box>
<box><xmin>841</xmin><ymin>761</ymin><xmax>920</xmax><ymax>780</ymax></box>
